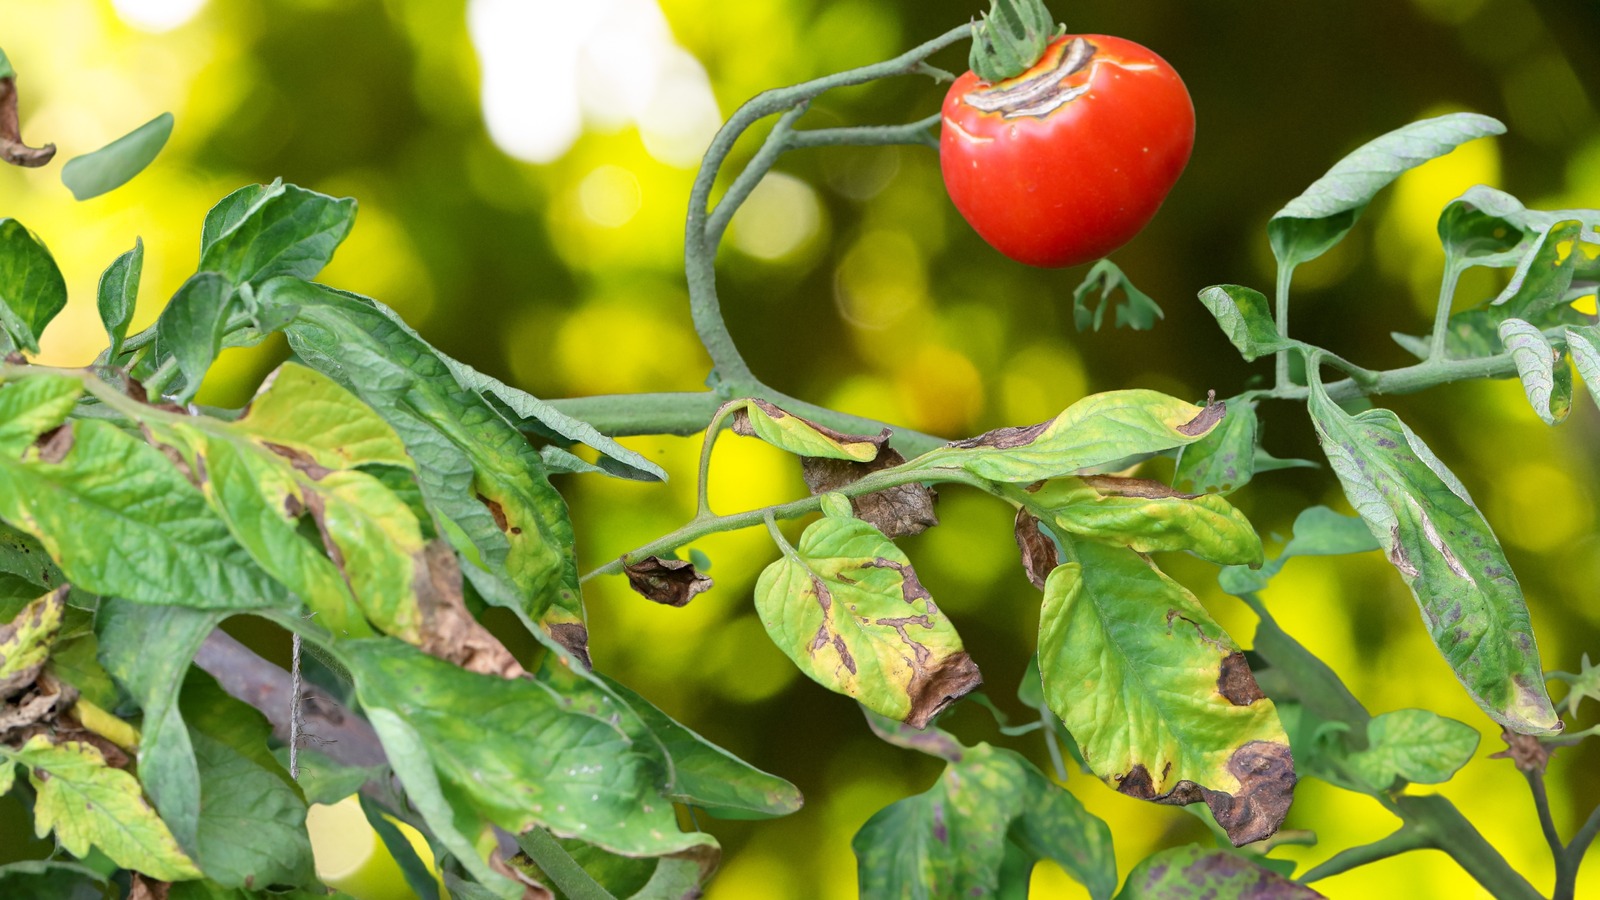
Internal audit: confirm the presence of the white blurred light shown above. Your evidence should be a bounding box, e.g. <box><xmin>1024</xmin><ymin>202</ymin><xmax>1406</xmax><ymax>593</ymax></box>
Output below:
<box><xmin>578</xmin><ymin>165</ymin><xmax>642</xmax><ymax>228</ymax></box>
<box><xmin>729</xmin><ymin>172</ymin><xmax>822</xmax><ymax>261</ymax></box>
<box><xmin>112</xmin><ymin>0</ymin><xmax>207</xmax><ymax>32</ymax></box>
<box><xmin>468</xmin><ymin>0</ymin><xmax>721</xmax><ymax>166</ymax></box>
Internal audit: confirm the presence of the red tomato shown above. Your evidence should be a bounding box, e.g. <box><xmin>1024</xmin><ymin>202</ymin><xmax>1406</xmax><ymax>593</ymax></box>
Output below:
<box><xmin>940</xmin><ymin>34</ymin><xmax>1195</xmax><ymax>268</ymax></box>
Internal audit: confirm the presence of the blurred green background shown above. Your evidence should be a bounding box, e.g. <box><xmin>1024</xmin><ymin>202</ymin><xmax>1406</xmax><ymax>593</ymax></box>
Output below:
<box><xmin>2</xmin><ymin>0</ymin><xmax>1598</xmax><ymax>897</ymax></box>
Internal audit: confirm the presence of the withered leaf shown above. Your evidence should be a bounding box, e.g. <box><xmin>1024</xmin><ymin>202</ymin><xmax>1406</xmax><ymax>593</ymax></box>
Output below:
<box><xmin>0</xmin><ymin>76</ymin><xmax>55</xmax><ymax>168</ymax></box>
<box><xmin>0</xmin><ymin>585</ymin><xmax>67</xmax><ymax>700</ymax></box>
<box><xmin>732</xmin><ymin>399</ymin><xmax>891</xmax><ymax>462</ymax></box>
<box><xmin>415</xmin><ymin>540</ymin><xmax>526</xmax><ymax>680</ymax></box>
<box><xmin>802</xmin><ymin>448</ymin><xmax>937</xmax><ymax>539</ymax></box>
<box><xmin>623</xmin><ymin>556</ymin><xmax>713</xmax><ymax>608</ymax></box>
<box><xmin>1013</xmin><ymin>508</ymin><xmax>1058</xmax><ymax>591</ymax></box>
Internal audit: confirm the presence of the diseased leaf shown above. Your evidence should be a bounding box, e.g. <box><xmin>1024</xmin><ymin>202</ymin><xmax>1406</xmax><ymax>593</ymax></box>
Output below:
<box><xmin>862</xmin><ymin>705</ymin><xmax>965</xmax><ymax>762</ymax></box>
<box><xmin>1197</xmin><ymin>286</ymin><xmax>1283</xmax><ymax>362</ymax></box>
<box><xmin>1306</xmin><ymin>376</ymin><xmax>1558</xmax><ymax>734</ymax></box>
<box><xmin>1433</xmin><ymin>185</ymin><xmax>1597</xmax><ymax>271</ymax></box>
<box><xmin>1011</xmin><ymin>766</ymin><xmax>1118</xmax><ymax>900</ymax></box>
<box><xmin>1219</xmin><ymin>506</ymin><xmax>1380</xmax><ymax>595</ymax></box>
<box><xmin>600</xmin><ymin>675</ymin><xmax>802</xmax><ymax>819</ymax></box>
<box><xmin>1269</xmin><ymin>113</ymin><xmax>1505</xmax><ymax>269</ymax></box>
<box><xmin>755</xmin><ymin>510</ymin><xmax>980</xmax><ymax>728</ymax></box>
<box><xmin>153</xmin><ymin>273</ymin><xmax>234</xmax><ymax>402</ymax></box>
<box><xmin>0</xmin><ymin>419</ymin><xmax>291</xmax><ymax>610</ymax></box>
<box><xmin>60</xmin><ymin>113</ymin><xmax>173</xmax><ymax>201</ymax></box>
<box><xmin>1343</xmin><ymin>708</ymin><xmax>1479</xmax><ymax>792</ymax></box>
<box><xmin>1115</xmin><ymin>844</ymin><xmax>1324</xmax><ymax>899</ymax></box>
<box><xmin>1013</xmin><ymin>507</ymin><xmax>1063</xmax><ymax>591</ymax></box>
<box><xmin>0</xmin><ymin>586</ymin><xmax>65</xmax><ymax>699</ymax></box>
<box><xmin>1173</xmin><ymin>399</ymin><xmax>1258</xmax><ymax>495</ymax></box>
<box><xmin>622</xmin><ymin>556</ymin><xmax>712</xmax><ymax>608</ymax></box>
<box><xmin>234</xmin><ymin>362</ymin><xmax>415</xmax><ymax>471</ymax></box>
<box><xmin>1492</xmin><ymin>220</ymin><xmax>1600</xmax><ymax>321</ymax></box>
<box><xmin>802</xmin><ymin>447</ymin><xmax>938</xmax><ymax>539</ymax></box>
<box><xmin>199</xmin><ymin>183</ymin><xmax>356</xmax><ymax>287</ymax></box>
<box><xmin>0</xmin><ymin>219</ymin><xmax>67</xmax><ymax>353</ymax></box>
<box><xmin>732</xmin><ymin>399</ymin><xmax>890</xmax><ymax>462</ymax></box>
<box><xmin>1014</xmin><ymin>475</ymin><xmax>1263</xmax><ymax>567</ymax></box>
<box><xmin>911</xmin><ymin>390</ymin><xmax>1224</xmax><ymax>484</ymax></box>
<box><xmin>1570</xmin><ymin>323</ymin><xmax>1600</xmax><ymax>408</ymax></box>
<box><xmin>0</xmin><ymin>374</ymin><xmax>81</xmax><ymax>458</ymax></box>
<box><xmin>1038</xmin><ymin>543</ymin><xmax>1292</xmax><ymax>846</ymax></box>
<box><xmin>1072</xmin><ymin>259</ymin><xmax>1164</xmax><ymax>332</ymax></box>
<box><xmin>5</xmin><ymin>736</ymin><xmax>201</xmax><ymax>881</ymax></box>
<box><xmin>1498</xmin><ymin>318</ymin><xmax>1572</xmax><ymax>425</ymax></box>
<box><xmin>96</xmin><ymin>239</ymin><xmax>142</xmax><ymax>360</ymax></box>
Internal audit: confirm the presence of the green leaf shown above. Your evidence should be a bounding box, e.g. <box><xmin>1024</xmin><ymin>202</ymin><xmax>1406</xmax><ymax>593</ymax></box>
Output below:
<box><xmin>911</xmin><ymin>390</ymin><xmax>1224</xmax><ymax>483</ymax></box>
<box><xmin>1343</xmin><ymin>708</ymin><xmax>1479</xmax><ymax>792</ymax></box>
<box><xmin>0</xmin><ymin>49</ymin><xmax>13</xmax><ymax>81</ymax></box>
<box><xmin>1570</xmin><ymin>323</ymin><xmax>1600</xmax><ymax>409</ymax></box>
<box><xmin>338</xmin><ymin>638</ymin><xmax>712</xmax><ymax>859</ymax></box>
<box><xmin>0</xmin><ymin>860</ymin><xmax>111</xmax><ymax>900</ymax></box>
<box><xmin>154</xmin><ymin>273</ymin><xmax>234</xmax><ymax>402</ymax></box>
<box><xmin>0</xmin><ymin>219</ymin><xmax>68</xmax><ymax>353</ymax></box>
<box><xmin>1196</xmin><ymin>285</ymin><xmax>1283</xmax><ymax>361</ymax></box>
<box><xmin>188</xmin><ymin>728</ymin><xmax>315</xmax><ymax>888</ymax></box>
<box><xmin>0</xmin><ymin>373</ymin><xmax>81</xmax><ymax>458</ymax></box>
<box><xmin>96</xmin><ymin>239</ymin><xmax>142</xmax><ymax>360</ymax></box>
<box><xmin>357</xmin><ymin>794</ymin><xmax>443</xmax><ymax>900</ymax></box>
<box><xmin>199</xmin><ymin>183</ymin><xmax>356</xmax><ymax>286</ymax></box>
<box><xmin>1493</xmin><ymin>220</ymin><xmax>1600</xmax><ymax>321</ymax></box>
<box><xmin>1269</xmin><ymin>113</ymin><xmax>1505</xmax><ymax>269</ymax></box>
<box><xmin>264</xmin><ymin>279</ymin><xmax>580</xmax><ymax>640</ymax></box>
<box><xmin>754</xmin><ymin>511</ymin><xmax>979</xmax><ymax>727</ymax></box>
<box><xmin>1172</xmin><ymin>399</ymin><xmax>1257</xmax><ymax>495</ymax></box>
<box><xmin>1498</xmin><ymin>318</ymin><xmax>1572</xmax><ymax>425</ymax></box>
<box><xmin>96</xmin><ymin>601</ymin><xmax>225</xmax><ymax>852</ymax></box>
<box><xmin>599</xmin><ymin>675</ymin><xmax>802</xmax><ymax>820</ymax></box>
<box><xmin>1072</xmin><ymin>259</ymin><xmax>1163</xmax><ymax>332</ymax></box>
<box><xmin>1038</xmin><ymin>543</ymin><xmax>1292</xmax><ymax>846</ymax></box>
<box><xmin>733</xmin><ymin>399</ymin><xmax>889</xmax><ymax>462</ymax></box>
<box><xmin>4</xmin><ymin>736</ymin><xmax>201</xmax><ymax>881</ymax></box>
<box><xmin>1015</xmin><ymin>475</ymin><xmax>1263</xmax><ymax>567</ymax></box>
<box><xmin>274</xmin><ymin>747</ymin><xmax>383</xmax><ymax>805</ymax></box>
<box><xmin>60</xmin><ymin>113</ymin><xmax>173</xmax><ymax>201</ymax></box>
<box><xmin>0</xmin><ymin>418</ymin><xmax>292</xmax><ymax>610</ymax></box>
<box><xmin>0</xmin><ymin>585</ymin><xmax>65</xmax><ymax>696</ymax></box>
<box><xmin>1115</xmin><ymin>844</ymin><xmax>1324</xmax><ymax>899</ymax></box>
<box><xmin>1306</xmin><ymin>376</ymin><xmax>1558</xmax><ymax>734</ymax></box>
<box><xmin>1550</xmin><ymin>654</ymin><xmax>1599</xmax><ymax>718</ymax></box>
<box><xmin>236</xmin><ymin>362</ymin><xmax>415</xmax><ymax>471</ymax></box>
<box><xmin>1436</xmin><ymin>185</ymin><xmax>1551</xmax><ymax>270</ymax></box>
<box><xmin>1219</xmin><ymin>505</ymin><xmax>1380</xmax><ymax>595</ymax></box>
<box><xmin>1008</xmin><ymin>766</ymin><xmax>1118</xmax><ymax>900</ymax></box>
<box><xmin>512</xmin><ymin>829</ymin><xmax>716</xmax><ymax>900</ymax></box>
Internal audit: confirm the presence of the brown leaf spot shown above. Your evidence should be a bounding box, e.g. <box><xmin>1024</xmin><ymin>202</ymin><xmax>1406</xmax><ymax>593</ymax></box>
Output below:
<box><xmin>415</xmin><ymin>540</ymin><xmax>528</xmax><ymax>679</ymax></box>
<box><xmin>0</xmin><ymin>666</ymin><xmax>76</xmax><ymax>745</ymax></box>
<box><xmin>263</xmin><ymin>442</ymin><xmax>333</xmax><ymax>480</ymax></box>
<box><xmin>545</xmin><ymin>623</ymin><xmax>592</xmax><ymax>671</ymax></box>
<box><xmin>904</xmin><ymin>651</ymin><xmax>981</xmax><ymax>730</ymax></box>
<box><xmin>1117</xmin><ymin>740</ymin><xmax>1295</xmax><ymax>846</ymax></box>
<box><xmin>478</xmin><ymin>493</ymin><xmax>509</xmax><ymax>532</ymax></box>
<box><xmin>1013</xmin><ymin>508</ymin><xmax>1058</xmax><ymax>591</ymax></box>
<box><xmin>1177</xmin><ymin>391</ymin><xmax>1225</xmax><ymax>436</ymax></box>
<box><xmin>949</xmin><ymin>419</ymin><xmax>1051</xmax><ymax>450</ymax></box>
<box><xmin>1490</xmin><ymin>728</ymin><xmax>1550</xmax><ymax>774</ymax></box>
<box><xmin>802</xmin><ymin>449</ymin><xmax>938</xmax><ymax>539</ymax></box>
<box><xmin>0</xmin><ymin>586</ymin><xmax>67</xmax><ymax>701</ymax></box>
<box><xmin>1217</xmin><ymin>651</ymin><xmax>1266</xmax><ymax>706</ymax></box>
<box><xmin>832</xmin><ymin>634</ymin><xmax>857</xmax><ymax>675</ymax></box>
<box><xmin>861</xmin><ymin>557</ymin><xmax>932</xmax><ymax>604</ymax></box>
<box><xmin>32</xmin><ymin>425</ymin><xmax>74</xmax><ymax>465</ymax></box>
<box><xmin>1386</xmin><ymin>525</ymin><xmax>1419</xmax><ymax>578</ymax></box>
<box><xmin>1079</xmin><ymin>474</ymin><xmax>1197</xmax><ymax>500</ymax></box>
<box><xmin>0</xmin><ymin>77</ymin><xmax>56</xmax><ymax>168</ymax></box>
<box><xmin>129</xmin><ymin>875</ymin><xmax>171</xmax><ymax>900</ymax></box>
<box><xmin>622</xmin><ymin>556</ymin><xmax>713</xmax><ymax>608</ymax></box>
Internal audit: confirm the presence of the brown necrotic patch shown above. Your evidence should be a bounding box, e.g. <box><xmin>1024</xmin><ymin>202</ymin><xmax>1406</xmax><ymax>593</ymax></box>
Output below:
<box><xmin>1217</xmin><ymin>651</ymin><xmax>1266</xmax><ymax>706</ymax></box>
<box><xmin>1117</xmin><ymin>741</ymin><xmax>1295</xmax><ymax>846</ymax></box>
<box><xmin>1177</xmin><ymin>392</ymin><xmax>1226</xmax><ymax>436</ymax></box>
<box><xmin>904</xmin><ymin>650</ymin><xmax>981</xmax><ymax>730</ymax></box>
<box><xmin>950</xmin><ymin>419</ymin><xmax>1051</xmax><ymax>450</ymax></box>
<box><xmin>963</xmin><ymin>37</ymin><xmax>1098</xmax><ymax>119</ymax></box>
<box><xmin>1013</xmin><ymin>508</ymin><xmax>1059</xmax><ymax>591</ymax></box>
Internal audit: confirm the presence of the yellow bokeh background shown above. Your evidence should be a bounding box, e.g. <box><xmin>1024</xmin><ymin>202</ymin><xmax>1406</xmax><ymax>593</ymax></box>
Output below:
<box><xmin>1</xmin><ymin>0</ymin><xmax>1597</xmax><ymax>897</ymax></box>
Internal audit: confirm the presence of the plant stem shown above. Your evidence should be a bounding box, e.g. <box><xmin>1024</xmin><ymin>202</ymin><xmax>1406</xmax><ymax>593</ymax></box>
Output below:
<box><xmin>1273</xmin><ymin>262</ymin><xmax>1297</xmax><ymax>390</ymax></box>
<box><xmin>1040</xmin><ymin>709</ymin><xmax>1069</xmax><ymax>783</ymax></box>
<box><xmin>515</xmin><ymin>828</ymin><xmax>618</xmax><ymax>900</ymax></box>
<box><xmin>543</xmin><ymin>392</ymin><xmax>725</xmax><ymax>437</ymax></box>
<box><xmin>1297</xmin><ymin>825</ymin><xmax>1430</xmax><ymax>884</ymax></box>
<box><xmin>1428</xmin><ymin>254</ymin><xmax>1465</xmax><ymax>360</ymax></box>
<box><xmin>695</xmin><ymin>400</ymin><xmax>744</xmax><ymax>518</ymax></box>
<box><xmin>1398</xmin><ymin>794</ymin><xmax>1544</xmax><ymax>900</ymax></box>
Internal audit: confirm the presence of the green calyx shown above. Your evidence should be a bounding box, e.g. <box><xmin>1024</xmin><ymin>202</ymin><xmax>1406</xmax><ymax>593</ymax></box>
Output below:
<box><xmin>968</xmin><ymin>0</ymin><xmax>1062</xmax><ymax>84</ymax></box>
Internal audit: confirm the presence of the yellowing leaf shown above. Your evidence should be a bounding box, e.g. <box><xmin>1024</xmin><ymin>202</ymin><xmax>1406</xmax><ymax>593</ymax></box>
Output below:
<box><xmin>732</xmin><ymin>399</ymin><xmax>889</xmax><ymax>462</ymax></box>
<box><xmin>1016</xmin><ymin>475</ymin><xmax>1262</xmax><ymax>567</ymax></box>
<box><xmin>0</xmin><ymin>585</ymin><xmax>65</xmax><ymax>698</ymax></box>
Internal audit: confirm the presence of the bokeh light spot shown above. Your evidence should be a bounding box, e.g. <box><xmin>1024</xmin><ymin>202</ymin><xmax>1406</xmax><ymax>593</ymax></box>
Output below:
<box><xmin>112</xmin><ymin>0</ymin><xmax>207</xmax><ymax>32</ymax></box>
<box><xmin>577</xmin><ymin>165</ymin><xmax>643</xmax><ymax>228</ymax></box>
<box><xmin>834</xmin><ymin>230</ymin><xmax>925</xmax><ymax>330</ymax></box>
<box><xmin>728</xmin><ymin>171</ymin><xmax>823</xmax><ymax>261</ymax></box>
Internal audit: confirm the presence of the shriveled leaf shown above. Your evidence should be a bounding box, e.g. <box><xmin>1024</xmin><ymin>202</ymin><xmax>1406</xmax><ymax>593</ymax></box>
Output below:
<box><xmin>755</xmin><ymin>511</ymin><xmax>979</xmax><ymax>728</ymax></box>
<box><xmin>912</xmin><ymin>390</ymin><xmax>1224</xmax><ymax>483</ymax></box>
<box><xmin>1013</xmin><ymin>508</ymin><xmax>1062</xmax><ymax>591</ymax></box>
<box><xmin>154</xmin><ymin>273</ymin><xmax>234</xmax><ymax>402</ymax></box>
<box><xmin>6</xmin><ymin>736</ymin><xmax>201</xmax><ymax>881</ymax></box>
<box><xmin>1269</xmin><ymin>113</ymin><xmax>1505</xmax><ymax>269</ymax></box>
<box><xmin>622</xmin><ymin>557</ymin><xmax>712</xmax><ymax>608</ymax></box>
<box><xmin>1173</xmin><ymin>399</ymin><xmax>1258</xmax><ymax>495</ymax></box>
<box><xmin>1570</xmin><ymin>324</ymin><xmax>1600</xmax><ymax>409</ymax></box>
<box><xmin>264</xmin><ymin>279</ymin><xmax>580</xmax><ymax>640</ymax></box>
<box><xmin>0</xmin><ymin>419</ymin><xmax>291</xmax><ymax>610</ymax></box>
<box><xmin>339</xmin><ymin>638</ymin><xmax>712</xmax><ymax>859</ymax></box>
<box><xmin>732</xmin><ymin>399</ymin><xmax>889</xmax><ymax>462</ymax></box>
<box><xmin>1115</xmin><ymin>844</ymin><xmax>1324</xmax><ymax>900</ymax></box>
<box><xmin>1344</xmin><ymin>708</ymin><xmax>1479</xmax><ymax>792</ymax></box>
<box><xmin>0</xmin><ymin>585</ymin><xmax>65</xmax><ymax>699</ymax></box>
<box><xmin>1072</xmin><ymin>259</ymin><xmax>1163</xmax><ymax>332</ymax></box>
<box><xmin>1498</xmin><ymin>318</ymin><xmax>1572</xmax><ymax>425</ymax></box>
<box><xmin>0</xmin><ymin>374</ymin><xmax>81</xmax><ymax>457</ymax></box>
<box><xmin>1307</xmin><ymin>378</ymin><xmax>1558</xmax><ymax>734</ymax></box>
<box><xmin>60</xmin><ymin>113</ymin><xmax>173</xmax><ymax>201</ymax></box>
<box><xmin>1492</xmin><ymin>220</ymin><xmax>1600</xmax><ymax>321</ymax></box>
<box><xmin>1039</xmin><ymin>543</ymin><xmax>1292</xmax><ymax>846</ymax></box>
<box><xmin>0</xmin><ymin>219</ymin><xmax>67</xmax><ymax>353</ymax></box>
<box><xmin>96</xmin><ymin>239</ymin><xmax>142</xmax><ymax>360</ymax></box>
<box><xmin>600</xmin><ymin>675</ymin><xmax>802</xmax><ymax>819</ymax></box>
<box><xmin>1197</xmin><ymin>286</ymin><xmax>1283</xmax><ymax>362</ymax></box>
<box><xmin>199</xmin><ymin>182</ymin><xmax>356</xmax><ymax>287</ymax></box>
<box><xmin>1015</xmin><ymin>475</ymin><xmax>1263</xmax><ymax>567</ymax></box>
<box><xmin>803</xmin><ymin>447</ymin><xmax>938</xmax><ymax>538</ymax></box>
<box><xmin>1219</xmin><ymin>506</ymin><xmax>1380</xmax><ymax>595</ymax></box>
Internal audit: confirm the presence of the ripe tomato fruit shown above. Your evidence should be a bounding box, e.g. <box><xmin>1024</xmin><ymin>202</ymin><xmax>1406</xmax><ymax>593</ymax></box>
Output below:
<box><xmin>940</xmin><ymin>34</ymin><xmax>1195</xmax><ymax>268</ymax></box>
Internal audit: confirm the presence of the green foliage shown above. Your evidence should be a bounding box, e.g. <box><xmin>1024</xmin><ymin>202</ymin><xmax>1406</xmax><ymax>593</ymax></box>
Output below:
<box><xmin>60</xmin><ymin>112</ymin><xmax>173</xmax><ymax>201</ymax></box>
<box><xmin>1072</xmin><ymin>259</ymin><xmax>1164</xmax><ymax>331</ymax></box>
<box><xmin>0</xmin><ymin>219</ymin><xmax>66</xmax><ymax>353</ymax></box>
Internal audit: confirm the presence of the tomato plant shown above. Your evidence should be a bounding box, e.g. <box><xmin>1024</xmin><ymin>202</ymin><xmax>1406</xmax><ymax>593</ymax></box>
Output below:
<box><xmin>941</xmin><ymin>31</ymin><xmax>1195</xmax><ymax>268</ymax></box>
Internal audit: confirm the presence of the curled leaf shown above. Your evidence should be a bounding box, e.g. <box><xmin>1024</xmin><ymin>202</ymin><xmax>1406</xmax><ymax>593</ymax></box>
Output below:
<box><xmin>802</xmin><ymin>448</ymin><xmax>937</xmax><ymax>539</ymax></box>
<box><xmin>1197</xmin><ymin>286</ymin><xmax>1283</xmax><ymax>362</ymax></box>
<box><xmin>1498</xmin><ymin>318</ymin><xmax>1572</xmax><ymax>425</ymax></box>
<box><xmin>0</xmin><ymin>73</ymin><xmax>54</xmax><ymax>168</ymax></box>
<box><xmin>1017</xmin><ymin>475</ymin><xmax>1263</xmax><ymax>567</ymax></box>
<box><xmin>732</xmin><ymin>399</ymin><xmax>890</xmax><ymax>462</ymax></box>
<box><xmin>622</xmin><ymin>556</ymin><xmax>713</xmax><ymax>608</ymax></box>
<box><xmin>0</xmin><ymin>586</ymin><xmax>65</xmax><ymax>701</ymax></box>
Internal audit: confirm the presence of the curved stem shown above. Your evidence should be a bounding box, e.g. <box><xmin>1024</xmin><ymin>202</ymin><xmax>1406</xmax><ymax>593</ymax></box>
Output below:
<box><xmin>695</xmin><ymin>400</ymin><xmax>745</xmax><ymax>518</ymax></box>
<box><xmin>1297</xmin><ymin>825</ymin><xmax>1430</xmax><ymax>884</ymax></box>
<box><xmin>704</xmin><ymin>103</ymin><xmax>811</xmax><ymax>250</ymax></box>
<box><xmin>1273</xmin><ymin>262</ymin><xmax>1297</xmax><ymax>390</ymax></box>
<box><xmin>1428</xmin><ymin>254</ymin><xmax>1466</xmax><ymax>360</ymax></box>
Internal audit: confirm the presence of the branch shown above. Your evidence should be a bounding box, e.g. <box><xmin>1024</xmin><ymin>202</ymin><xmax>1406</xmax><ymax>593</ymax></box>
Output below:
<box><xmin>1296</xmin><ymin>824</ymin><xmax>1431</xmax><ymax>884</ymax></box>
<box><xmin>1397</xmin><ymin>794</ymin><xmax>1544</xmax><ymax>900</ymax></box>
